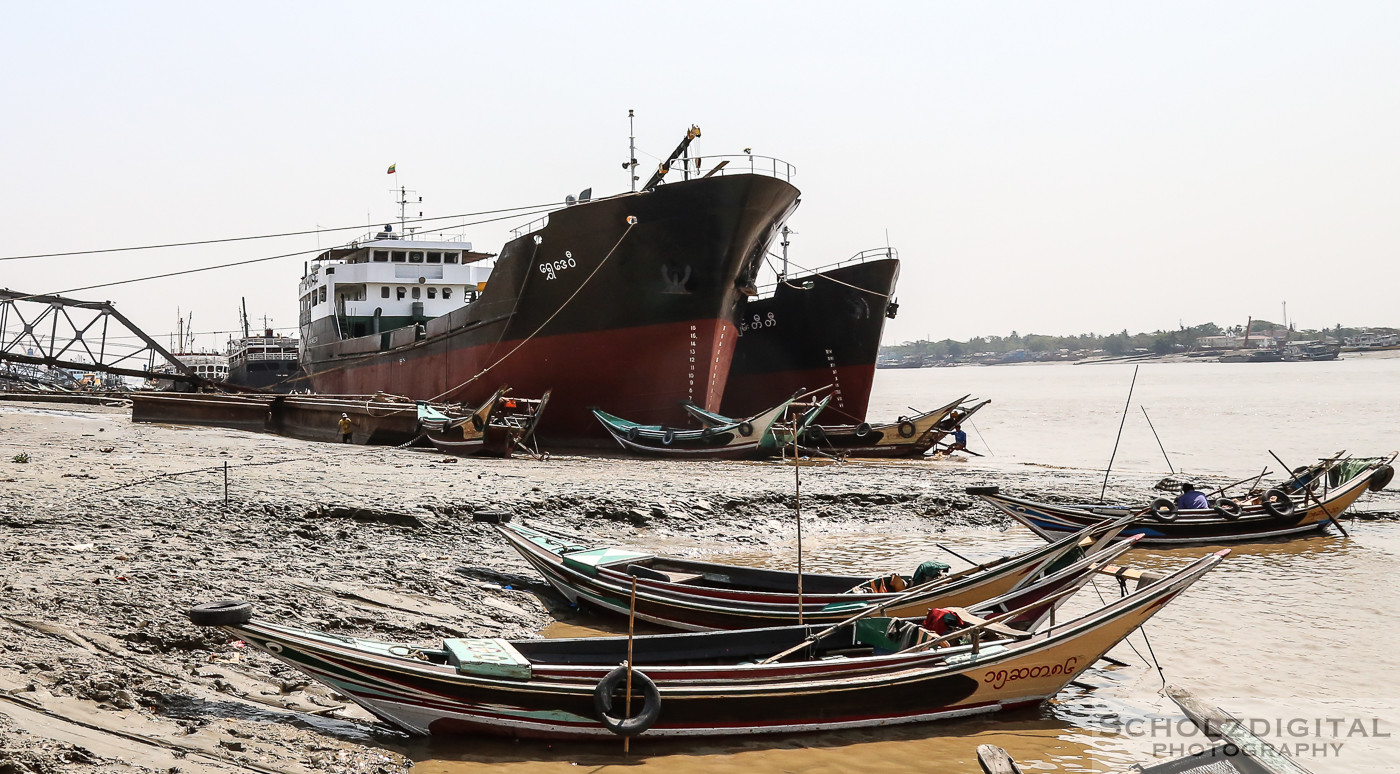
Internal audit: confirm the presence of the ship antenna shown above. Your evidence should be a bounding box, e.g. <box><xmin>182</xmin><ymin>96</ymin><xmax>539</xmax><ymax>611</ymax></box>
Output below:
<box><xmin>628</xmin><ymin>109</ymin><xmax>638</xmax><ymax>192</ymax></box>
<box><xmin>241</xmin><ymin>297</ymin><xmax>250</xmax><ymax>338</ymax></box>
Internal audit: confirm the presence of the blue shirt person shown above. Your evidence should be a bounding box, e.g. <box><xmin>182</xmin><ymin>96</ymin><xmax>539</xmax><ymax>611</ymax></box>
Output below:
<box><xmin>951</xmin><ymin>429</ymin><xmax>968</xmax><ymax>450</ymax></box>
<box><xmin>1176</xmin><ymin>482</ymin><xmax>1209</xmax><ymax>510</ymax></box>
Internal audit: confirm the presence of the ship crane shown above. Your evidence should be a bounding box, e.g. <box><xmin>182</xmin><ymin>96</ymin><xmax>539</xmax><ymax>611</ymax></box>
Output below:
<box><xmin>643</xmin><ymin>125</ymin><xmax>702</xmax><ymax>190</ymax></box>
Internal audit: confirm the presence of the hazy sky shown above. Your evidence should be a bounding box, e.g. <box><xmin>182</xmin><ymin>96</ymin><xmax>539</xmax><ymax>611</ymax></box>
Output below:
<box><xmin>3</xmin><ymin>2</ymin><xmax>1397</xmax><ymax>353</ymax></box>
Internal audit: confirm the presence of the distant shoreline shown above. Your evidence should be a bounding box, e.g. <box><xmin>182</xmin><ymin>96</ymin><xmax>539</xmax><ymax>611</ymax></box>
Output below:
<box><xmin>877</xmin><ymin>348</ymin><xmax>1400</xmax><ymax>369</ymax></box>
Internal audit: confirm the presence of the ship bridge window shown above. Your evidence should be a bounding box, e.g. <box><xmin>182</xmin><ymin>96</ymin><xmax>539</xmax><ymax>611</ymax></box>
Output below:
<box><xmin>391</xmin><ymin>251</ymin><xmax>406</xmax><ymax>263</ymax></box>
<box><xmin>427</xmin><ymin>251</ymin><xmax>441</xmax><ymax>263</ymax></box>
<box><xmin>396</xmin><ymin>287</ymin><xmax>406</xmax><ymax>300</ymax></box>
<box><xmin>427</xmin><ymin>287</ymin><xmax>437</xmax><ymax>299</ymax></box>
<box><xmin>409</xmin><ymin>251</ymin><xmax>424</xmax><ymax>263</ymax></box>
<box><xmin>319</xmin><ymin>286</ymin><xmax>327</xmax><ymax>303</ymax></box>
<box><xmin>443</xmin><ymin>252</ymin><xmax>458</xmax><ymax>264</ymax></box>
<box><xmin>373</xmin><ymin>251</ymin><xmax>389</xmax><ymax>262</ymax></box>
<box><xmin>442</xmin><ymin>288</ymin><xmax>452</xmax><ymax>300</ymax></box>
<box><xmin>381</xmin><ymin>286</ymin><xmax>390</xmax><ymax>298</ymax></box>
<box><xmin>412</xmin><ymin>286</ymin><xmax>421</xmax><ymax>299</ymax></box>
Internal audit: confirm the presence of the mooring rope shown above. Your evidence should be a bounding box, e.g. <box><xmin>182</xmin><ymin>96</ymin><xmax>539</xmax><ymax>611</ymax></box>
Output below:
<box><xmin>427</xmin><ymin>216</ymin><xmax>638</xmax><ymax>403</ymax></box>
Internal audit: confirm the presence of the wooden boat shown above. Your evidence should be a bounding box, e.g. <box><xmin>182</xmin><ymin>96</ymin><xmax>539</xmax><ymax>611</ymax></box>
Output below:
<box><xmin>591</xmin><ymin>392</ymin><xmax>828</xmax><ymax>459</ymax></box>
<box><xmin>968</xmin><ymin>454</ymin><xmax>1395</xmax><ymax>546</ymax></box>
<box><xmin>496</xmin><ymin>518</ymin><xmax>1139</xmax><ymax>631</ymax></box>
<box><xmin>186</xmin><ymin>550</ymin><xmax>1225</xmax><ymax>740</ymax></box>
<box><xmin>687</xmin><ymin>393</ymin><xmax>990</xmax><ymax>458</ymax></box>
<box><xmin>133</xmin><ymin>391</ymin><xmax>428</xmax><ymax>445</ymax></box>
<box><xmin>416</xmin><ymin>387</ymin><xmax>550</xmax><ymax>458</ymax></box>
<box><xmin>976</xmin><ymin>684</ymin><xmax>1313</xmax><ymax>773</ymax></box>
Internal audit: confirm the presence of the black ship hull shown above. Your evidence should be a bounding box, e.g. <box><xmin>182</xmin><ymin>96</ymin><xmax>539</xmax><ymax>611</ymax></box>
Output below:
<box><xmin>301</xmin><ymin>173</ymin><xmax>800</xmax><ymax>444</ymax></box>
<box><xmin>721</xmin><ymin>257</ymin><xmax>899</xmax><ymax>422</ymax></box>
<box><xmin>225</xmin><ymin>362</ymin><xmax>304</xmax><ymax>393</ymax></box>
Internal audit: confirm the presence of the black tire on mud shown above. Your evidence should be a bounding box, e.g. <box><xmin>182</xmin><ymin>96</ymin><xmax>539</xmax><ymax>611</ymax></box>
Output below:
<box><xmin>188</xmin><ymin>600</ymin><xmax>254</xmax><ymax>627</ymax></box>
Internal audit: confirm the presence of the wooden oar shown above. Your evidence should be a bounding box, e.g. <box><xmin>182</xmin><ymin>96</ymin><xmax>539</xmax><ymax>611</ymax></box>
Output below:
<box><xmin>1268</xmin><ymin>450</ymin><xmax>1349</xmax><ymax>537</ymax></box>
<box><xmin>756</xmin><ymin>569</ymin><xmax>982</xmax><ymax>664</ymax></box>
<box><xmin>762</xmin><ymin>540</ymin><xmax>1129</xmax><ymax>665</ymax></box>
<box><xmin>1202</xmin><ymin>468</ymin><xmax>1270</xmax><ymax>500</ymax></box>
<box><xmin>935</xmin><ymin>543</ymin><xmax>977</xmax><ymax>565</ymax></box>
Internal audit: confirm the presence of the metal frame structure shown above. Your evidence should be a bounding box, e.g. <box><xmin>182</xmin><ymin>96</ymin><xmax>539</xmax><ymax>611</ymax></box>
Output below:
<box><xmin>0</xmin><ymin>289</ymin><xmax>211</xmax><ymax>388</ymax></box>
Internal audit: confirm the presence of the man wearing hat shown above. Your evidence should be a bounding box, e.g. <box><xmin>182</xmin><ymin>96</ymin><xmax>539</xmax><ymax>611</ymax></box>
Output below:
<box><xmin>1176</xmin><ymin>481</ymin><xmax>1208</xmax><ymax>510</ymax></box>
<box><xmin>338</xmin><ymin>413</ymin><xmax>354</xmax><ymax>444</ymax></box>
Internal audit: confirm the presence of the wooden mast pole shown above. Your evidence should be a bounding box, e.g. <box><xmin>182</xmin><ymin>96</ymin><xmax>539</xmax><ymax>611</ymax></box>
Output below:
<box><xmin>794</xmin><ymin>416</ymin><xmax>804</xmax><ymax>626</ymax></box>
<box><xmin>624</xmin><ymin>575</ymin><xmax>636</xmax><ymax>755</ymax></box>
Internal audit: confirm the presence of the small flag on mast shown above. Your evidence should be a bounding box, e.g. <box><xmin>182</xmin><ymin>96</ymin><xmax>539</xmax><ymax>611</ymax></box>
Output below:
<box><xmin>387</xmin><ymin>163</ymin><xmax>396</xmax><ymax>174</ymax></box>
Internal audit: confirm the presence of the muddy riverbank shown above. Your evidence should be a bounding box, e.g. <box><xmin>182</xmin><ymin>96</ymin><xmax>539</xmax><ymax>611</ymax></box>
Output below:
<box><xmin>0</xmin><ymin>400</ymin><xmax>1394</xmax><ymax>772</ymax></box>
<box><xmin>0</xmin><ymin>401</ymin><xmax>1013</xmax><ymax>772</ymax></box>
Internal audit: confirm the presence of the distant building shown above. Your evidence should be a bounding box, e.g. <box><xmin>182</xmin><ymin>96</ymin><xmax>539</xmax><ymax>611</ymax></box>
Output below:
<box><xmin>1197</xmin><ymin>334</ymin><xmax>1282</xmax><ymax>350</ymax></box>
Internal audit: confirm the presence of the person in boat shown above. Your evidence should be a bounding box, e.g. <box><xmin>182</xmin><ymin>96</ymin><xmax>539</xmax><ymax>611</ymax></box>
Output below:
<box><xmin>1176</xmin><ymin>482</ymin><xmax>1209</xmax><ymax>510</ymax></box>
<box><xmin>933</xmin><ymin>429</ymin><xmax>968</xmax><ymax>455</ymax></box>
<box><xmin>338</xmin><ymin>413</ymin><xmax>354</xmax><ymax>444</ymax></box>
<box><xmin>950</xmin><ymin>429</ymin><xmax>968</xmax><ymax>452</ymax></box>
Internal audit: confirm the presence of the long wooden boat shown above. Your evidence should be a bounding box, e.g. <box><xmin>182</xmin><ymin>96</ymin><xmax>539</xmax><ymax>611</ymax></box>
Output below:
<box><xmin>187</xmin><ymin>550</ymin><xmax>1226</xmax><ymax>740</ymax></box>
<box><xmin>688</xmin><ymin>393</ymin><xmax>990</xmax><ymax>458</ymax></box>
<box><xmin>417</xmin><ymin>387</ymin><xmax>549</xmax><ymax>458</ymax></box>
<box><xmin>591</xmin><ymin>392</ymin><xmax>828</xmax><ymax>459</ymax></box>
<box><xmin>968</xmin><ymin>455</ymin><xmax>1394</xmax><ymax>546</ymax></box>
<box><xmin>496</xmin><ymin>518</ymin><xmax>1137</xmax><ymax>631</ymax></box>
<box><xmin>132</xmin><ymin>391</ymin><xmax>428</xmax><ymax>445</ymax></box>
<box><xmin>976</xmin><ymin>684</ymin><xmax>1313</xmax><ymax>773</ymax></box>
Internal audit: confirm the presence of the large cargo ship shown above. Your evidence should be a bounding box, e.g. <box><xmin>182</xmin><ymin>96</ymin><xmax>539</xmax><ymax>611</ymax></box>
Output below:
<box><xmin>298</xmin><ymin>137</ymin><xmax>800</xmax><ymax>444</ymax></box>
<box><xmin>720</xmin><ymin>245</ymin><xmax>899</xmax><ymax>423</ymax></box>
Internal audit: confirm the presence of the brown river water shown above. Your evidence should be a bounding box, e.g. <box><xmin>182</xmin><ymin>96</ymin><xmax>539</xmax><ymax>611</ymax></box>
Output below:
<box><xmin>411</xmin><ymin>355</ymin><xmax>1400</xmax><ymax>773</ymax></box>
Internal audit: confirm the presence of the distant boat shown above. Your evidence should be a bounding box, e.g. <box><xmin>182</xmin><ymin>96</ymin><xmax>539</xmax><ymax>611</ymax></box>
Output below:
<box><xmin>876</xmin><ymin>354</ymin><xmax>924</xmax><ymax>369</ymax></box>
<box><xmin>225</xmin><ymin>328</ymin><xmax>303</xmax><ymax>393</ymax></box>
<box><xmin>1218</xmin><ymin>349</ymin><xmax>1282</xmax><ymax>363</ymax></box>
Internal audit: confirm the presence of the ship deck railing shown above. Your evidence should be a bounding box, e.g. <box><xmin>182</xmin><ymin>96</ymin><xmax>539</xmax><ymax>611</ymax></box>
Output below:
<box><xmin>508</xmin><ymin>155</ymin><xmax>798</xmax><ymax>239</ymax></box>
<box><xmin>753</xmin><ymin>246</ymin><xmax>899</xmax><ymax>297</ymax></box>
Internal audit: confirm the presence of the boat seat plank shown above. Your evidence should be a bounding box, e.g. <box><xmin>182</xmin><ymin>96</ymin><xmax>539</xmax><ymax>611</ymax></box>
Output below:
<box><xmin>442</xmin><ymin>638</ymin><xmax>532</xmax><ymax>680</ymax></box>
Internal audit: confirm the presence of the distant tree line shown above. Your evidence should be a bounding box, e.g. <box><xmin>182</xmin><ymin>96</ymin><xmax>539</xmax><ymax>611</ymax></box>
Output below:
<box><xmin>881</xmin><ymin>321</ymin><xmax>1398</xmax><ymax>361</ymax></box>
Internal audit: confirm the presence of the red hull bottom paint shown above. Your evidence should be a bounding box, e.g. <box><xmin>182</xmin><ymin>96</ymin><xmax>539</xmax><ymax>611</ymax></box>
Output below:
<box><xmin>309</xmin><ymin>319</ymin><xmax>736</xmax><ymax>445</ymax></box>
<box><xmin>723</xmin><ymin>363</ymin><xmax>876</xmax><ymax>424</ymax></box>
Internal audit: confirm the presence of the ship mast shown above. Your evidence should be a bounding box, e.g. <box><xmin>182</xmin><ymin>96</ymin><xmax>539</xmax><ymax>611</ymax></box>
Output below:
<box><xmin>779</xmin><ymin>225</ymin><xmax>792</xmax><ymax>281</ymax></box>
<box><xmin>626</xmin><ymin>109</ymin><xmax>639</xmax><ymax>193</ymax></box>
<box><xmin>393</xmin><ymin>186</ymin><xmax>422</xmax><ymax>238</ymax></box>
<box><xmin>240</xmin><ymin>297</ymin><xmax>250</xmax><ymax>339</ymax></box>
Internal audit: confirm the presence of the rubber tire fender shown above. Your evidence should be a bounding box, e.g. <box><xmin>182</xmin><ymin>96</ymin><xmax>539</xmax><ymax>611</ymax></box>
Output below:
<box><xmin>188</xmin><ymin>600</ymin><xmax>254</xmax><ymax>627</ymax></box>
<box><xmin>737</xmin><ymin>421</ymin><xmax>754</xmax><ymax>438</ymax></box>
<box><xmin>661</xmin><ymin>429</ymin><xmax>676</xmax><ymax>446</ymax></box>
<box><xmin>594</xmin><ymin>665</ymin><xmax>661</xmax><ymax>737</ymax></box>
<box><xmin>1370</xmin><ymin>464</ymin><xmax>1395</xmax><ymax>492</ymax></box>
<box><xmin>964</xmin><ymin>485</ymin><xmax>1000</xmax><ymax>496</ymax></box>
<box><xmin>1149</xmin><ymin>498</ymin><xmax>1179</xmax><ymax>522</ymax></box>
<box><xmin>854</xmin><ymin>422</ymin><xmax>872</xmax><ymax>438</ymax></box>
<box><xmin>1211</xmin><ymin>497</ymin><xmax>1243</xmax><ymax>521</ymax></box>
<box><xmin>806</xmin><ymin>425</ymin><xmax>827</xmax><ymax>444</ymax></box>
<box><xmin>625</xmin><ymin>426</ymin><xmax>641</xmax><ymax>443</ymax></box>
<box><xmin>1261</xmin><ymin>488</ymin><xmax>1296</xmax><ymax>519</ymax></box>
<box><xmin>897</xmin><ymin>420</ymin><xmax>917</xmax><ymax>439</ymax></box>
<box><xmin>471</xmin><ymin>414</ymin><xmax>485</xmax><ymax>432</ymax></box>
